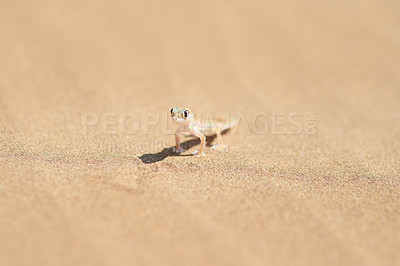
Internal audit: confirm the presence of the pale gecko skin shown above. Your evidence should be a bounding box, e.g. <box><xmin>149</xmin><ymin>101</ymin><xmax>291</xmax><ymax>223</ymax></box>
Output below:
<box><xmin>170</xmin><ymin>107</ymin><xmax>237</xmax><ymax>156</ymax></box>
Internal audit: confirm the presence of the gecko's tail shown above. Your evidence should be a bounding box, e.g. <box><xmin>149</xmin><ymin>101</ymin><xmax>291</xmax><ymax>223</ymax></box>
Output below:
<box><xmin>221</xmin><ymin>115</ymin><xmax>238</xmax><ymax>132</ymax></box>
<box><xmin>199</xmin><ymin>114</ymin><xmax>238</xmax><ymax>136</ymax></box>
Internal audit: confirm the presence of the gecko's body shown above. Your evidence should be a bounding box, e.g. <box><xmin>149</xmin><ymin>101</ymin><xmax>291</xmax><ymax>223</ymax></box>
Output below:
<box><xmin>170</xmin><ymin>107</ymin><xmax>237</xmax><ymax>156</ymax></box>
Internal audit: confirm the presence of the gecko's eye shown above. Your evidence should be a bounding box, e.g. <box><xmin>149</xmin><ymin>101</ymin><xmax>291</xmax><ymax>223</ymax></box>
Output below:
<box><xmin>184</xmin><ymin>110</ymin><xmax>189</xmax><ymax>117</ymax></box>
<box><xmin>170</xmin><ymin>108</ymin><xmax>173</xmax><ymax>115</ymax></box>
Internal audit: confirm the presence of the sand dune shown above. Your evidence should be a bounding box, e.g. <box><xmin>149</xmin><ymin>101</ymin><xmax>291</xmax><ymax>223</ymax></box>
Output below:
<box><xmin>0</xmin><ymin>0</ymin><xmax>399</xmax><ymax>265</ymax></box>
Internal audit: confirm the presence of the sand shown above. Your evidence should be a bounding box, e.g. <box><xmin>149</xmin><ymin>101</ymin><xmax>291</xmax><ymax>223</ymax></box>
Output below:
<box><xmin>0</xmin><ymin>0</ymin><xmax>399</xmax><ymax>265</ymax></box>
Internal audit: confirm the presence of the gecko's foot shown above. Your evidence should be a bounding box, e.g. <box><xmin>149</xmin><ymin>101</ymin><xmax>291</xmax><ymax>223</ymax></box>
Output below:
<box><xmin>212</xmin><ymin>144</ymin><xmax>225</xmax><ymax>151</ymax></box>
<box><xmin>192</xmin><ymin>150</ymin><xmax>206</xmax><ymax>157</ymax></box>
<box><xmin>172</xmin><ymin>147</ymin><xmax>185</xmax><ymax>153</ymax></box>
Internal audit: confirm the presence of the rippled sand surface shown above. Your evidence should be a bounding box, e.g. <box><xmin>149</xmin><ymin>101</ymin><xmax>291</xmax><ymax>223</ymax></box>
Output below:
<box><xmin>1</xmin><ymin>1</ymin><xmax>399</xmax><ymax>265</ymax></box>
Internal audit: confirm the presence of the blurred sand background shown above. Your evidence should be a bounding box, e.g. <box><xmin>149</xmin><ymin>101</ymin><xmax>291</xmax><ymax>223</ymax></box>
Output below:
<box><xmin>1</xmin><ymin>0</ymin><xmax>400</xmax><ymax>265</ymax></box>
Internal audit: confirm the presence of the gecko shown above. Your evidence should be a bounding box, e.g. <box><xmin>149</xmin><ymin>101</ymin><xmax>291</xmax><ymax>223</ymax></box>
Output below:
<box><xmin>170</xmin><ymin>107</ymin><xmax>237</xmax><ymax>156</ymax></box>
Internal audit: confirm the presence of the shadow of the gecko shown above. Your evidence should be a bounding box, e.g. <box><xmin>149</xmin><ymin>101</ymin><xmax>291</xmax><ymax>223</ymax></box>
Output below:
<box><xmin>138</xmin><ymin>130</ymin><xmax>230</xmax><ymax>164</ymax></box>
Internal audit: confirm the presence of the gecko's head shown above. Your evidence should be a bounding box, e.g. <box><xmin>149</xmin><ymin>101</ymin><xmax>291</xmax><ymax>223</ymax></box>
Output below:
<box><xmin>170</xmin><ymin>107</ymin><xmax>194</xmax><ymax>123</ymax></box>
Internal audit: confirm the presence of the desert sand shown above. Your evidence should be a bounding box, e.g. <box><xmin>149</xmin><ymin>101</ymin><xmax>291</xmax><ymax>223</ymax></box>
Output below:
<box><xmin>1</xmin><ymin>0</ymin><xmax>399</xmax><ymax>265</ymax></box>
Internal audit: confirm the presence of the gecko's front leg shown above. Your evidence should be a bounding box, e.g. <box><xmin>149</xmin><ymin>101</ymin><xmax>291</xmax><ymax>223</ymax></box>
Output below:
<box><xmin>173</xmin><ymin>128</ymin><xmax>185</xmax><ymax>153</ymax></box>
<box><xmin>192</xmin><ymin>130</ymin><xmax>206</xmax><ymax>156</ymax></box>
<box><xmin>212</xmin><ymin>129</ymin><xmax>224</xmax><ymax>151</ymax></box>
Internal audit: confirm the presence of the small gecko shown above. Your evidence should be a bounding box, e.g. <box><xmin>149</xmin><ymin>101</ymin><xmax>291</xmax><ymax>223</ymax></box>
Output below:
<box><xmin>170</xmin><ymin>107</ymin><xmax>237</xmax><ymax>156</ymax></box>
